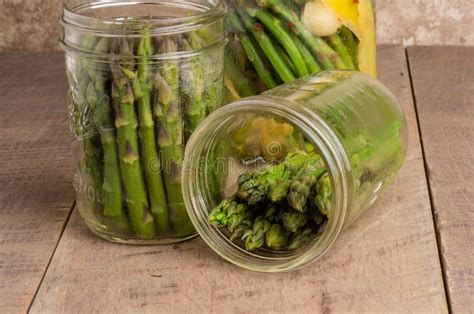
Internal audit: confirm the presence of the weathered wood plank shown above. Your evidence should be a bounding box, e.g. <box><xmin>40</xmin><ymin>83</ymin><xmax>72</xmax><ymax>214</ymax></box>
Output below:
<box><xmin>0</xmin><ymin>52</ymin><xmax>74</xmax><ymax>313</ymax></box>
<box><xmin>407</xmin><ymin>46</ymin><xmax>474</xmax><ymax>313</ymax></box>
<box><xmin>30</xmin><ymin>45</ymin><xmax>447</xmax><ymax>313</ymax></box>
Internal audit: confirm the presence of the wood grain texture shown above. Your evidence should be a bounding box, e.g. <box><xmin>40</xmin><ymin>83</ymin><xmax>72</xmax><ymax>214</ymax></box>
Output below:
<box><xmin>407</xmin><ymin>46</ymin><xmax>474</xmax><ymax>313</ymax></box>
<box><xmin>30</xmin><ymin>45</ymin><xmax>447</xmax><ymax>313</ymax></box>
<box><xmin>0</xmin><ymin>52</ymin><xmax>74</xmax><ymax>313</ymax></box>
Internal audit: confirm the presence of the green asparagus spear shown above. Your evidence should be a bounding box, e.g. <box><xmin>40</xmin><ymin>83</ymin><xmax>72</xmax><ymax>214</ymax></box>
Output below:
<box><xmin>209</xmin><ymin>153</ymin><xmax>336</xmax><ymax>251</ymax></box>
<box><xmin>193</xmin><ymin>32</ymin><xmax>224</xmax><ymax>114</ymax></box>
<box><xmin>288</xmin><ymin>225</ymin><xmax>314</xmax><ymax>250</ymax></box>
<box><xmin>131</xmin><ymin>28</ymin><xmax>170</xmax><ymax>234</ymax></box>
<box><xmin>181</xmin><ymin>34</ymin><xmax>206</xmax><ymax>140</ymax></box>
<box><xmin>232</xmin><ymin>2</ymin><xmax>296</xmax><ymax>83</ymax></box>
<box><xmin>227</xmin><ymin>9</ymin><xmax>278</xmax><ymax>89</ymax></box>
<box><xmin>224</xmin><ymin>44</ymin><xmax>257</xmax><ymax>99</ymax></box>
<box><xmin>273</xmin><ymin>40</ymin><xmax>298</xmax><ymax>76</ymax></box>
<box><xmin>154</xmin><ymin>36</ymin><xmax>193</xmax><ymax>235</ymax></box>
<box><xmin>76</xmin><ymin>35</ymin><xmax>103</xmax><ymax>214</ymax></box>
<box><xmin>208</xmin><ymin>197</ymin><xmax>249</xmax><ymax>230</ymax></box>
<box><xmin>264</xmin><ymin>205</ymin><xmax>280</xmax><ymax>223</ymax></box>
<box><xmin>242</xmin><ymin>217</ymin><xmax>271</xmax><ymax>251</ymax></box>
<box><xmin>238</xmin><ymin>152</ymin><xmax>310</xmax><ymax>204</ymax></box>
<box><xmin>256</xmin><ymin>0</ymin><xmax>347</xmax><ymax>70</ymax></box>
<box><xmin>112</xmin><ymin>38</ymin><xmax>155</xmax><ymax>238</ymax></box>
<box><xmin>281</xmin><ymin>211</ymin><xmax>308</xmax><ymax>233</ymax></box>
<box><xmin>265</xmin><ymin>224</ymin><xmax>289</xmax><ymax>250</ymax></box>
<box><xmin>340</xmin><ymin>26</ymin><xmax>359</xmax><ymax>70</ymax></box>
<box><xmin>314</xmin><ymin>172</ymin><xmax>332</xmax><ymax>217</ymax></box>
<box><xmin>288</xmin><ymin>154</ymin><xmax>326</xmax><ymax>212</ymax></box>
<box><xmin>326</xmin><ymin>32</ymin><xmax>356</xmax><ymax>70</ymax></box>
<box><xmin>84</xmin><ymin>37</ymin><xmax>131</xmax><ymax>233</ymax></box>
<box><xmin>83</xmin><ymin>138</ymin><xmax>103</xmax><ymax>212</ymax></box>
<box><xmin>290</xmin><ymin>32</ymin><xmax>321</xmax><ymax>74</ymax></box>
<box><xmin>245</xmin><ymin>5</ymin><xmax>309</xmax><ymax>77</ymax></box>
<box><xmin>282</xmin><ymin>0</ymin><xmax>304</xmax><ymax>14</ymax></box>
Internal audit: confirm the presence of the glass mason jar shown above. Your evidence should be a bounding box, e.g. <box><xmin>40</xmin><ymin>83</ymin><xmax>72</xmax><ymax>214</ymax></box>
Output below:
<box><xmin>183</xmin><ymin>71</ymin><xmax>408</xmax><ymax>272</ymax></box>
<box><xmin>60</xmin><ymin>0</ymin><xmax>227</xmax><ymax>244</ymax></box>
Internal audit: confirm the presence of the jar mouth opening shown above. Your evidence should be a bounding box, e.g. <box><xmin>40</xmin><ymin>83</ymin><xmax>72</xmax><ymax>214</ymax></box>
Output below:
<box><xmin>60</xmin><ymin>0</ymin><xmax>227</xmax><ymax>36</ymax></box>
<box><xmin>183</xmin><ymin>96</ymin><xmax>351</xmax><ymax>272</ymax></box>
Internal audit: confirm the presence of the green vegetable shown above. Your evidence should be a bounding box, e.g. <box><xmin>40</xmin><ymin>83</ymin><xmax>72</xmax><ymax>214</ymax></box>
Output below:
<box><xmin>256</xmin><ymin>0</ymin><xmax>346</xmax><ymax>70</ymax></box>
<box><xmin>288</xmin><ymin>226</ymin><xmax>314</xmax><ymax>250</ymax></box>
<box><xmin>71</xmin><ymin>19</ymin><xmax>232</xmax><ymax>240</ymax></box>
<box><xmin>227</xmin><ymin>9</ymin><xmax>278</xmax><ymax>89</ymax></box>
<box><xmin>281</xmin><ymin>211</ymin><xmax>307</xmax><ymax>233</ymax></box>
<box><xmin>288</xmin><ymin>154</ymin><xmax>326</xmax><ymax>212</ymax></box>
<box><xmin>326</xmin><ymin>32</ymin><xmax>356</xmax><ymax>70</ymax></box>
<box><xmin>339</xmin><ymin>26</ymin><xmax>359</xmax><ymax>70</ymax></box>
<box><xmin>266</xmin><ymin>224</ymin><xmax>289</xmax><ymax>250</ymax></box>
<box><xmin>314</xmin><ymin>173</ymin><xmax>332</xmax><ymax>217</ymax></box>
<box><xmin>242</xmin><ymin>218</ymin><xmax>271</xmax><ymax>251</ymax></box>
<box><xmin>112</xmin><ymin>38</ymin><xmax>155</xmax><ymax>238</ymax></box>
<box><xmin>224</xmin><ymin>43</ymin><xmax>257</xmax><ymax>100</ymax></box>
<box><xmin>208</xmin><ymin>197</ymin><xmax>249</xmax><ymax>231</ymax></box>
<box><xmin>75</xmin><ymin>36</ymin><xmax>104</xmax><ymax>216</ymax></box>
<box><xmin>154</xmin><ymin>36</ymin><xmax>193</xmax><ymax>235</ymax></box>
<box><xmin>232</xmin><ymin>1</ymin><xmax>296</xmax><ymax>83</ymax></box>
<box><xmin>245</xmin><ymin>4</ymin><xmax>309</xmax><ymax>77</ymax></box>
<box><xmin>83</xmin><ymin>38</ymin><xmax>131</xmax><ymax>234</ymax></box>
<box><xmin>290</xmin><ymin>32</ymin><xmax>321</xmax><ymax>74</ymax></box>
<box><xmin>133</xmin><ymin>28</ymin><xmax>170</xmax><ymax>234</ymax></box>
<box><xmin>181</xmin><ymin>33</ymin><xmax>206</xmax><ymax>141</ymax></box>
<box><xmin>208</xmin><ymin>151</ymin><xmax>331</xmax><ymax>252</ymax></box>
<box><xmin>238</xmin><ymin>152</ymin><xmax>310</xmax><ymax>205</ymax></box>
<box><xmin>222</xmin><ymin>0</ymin><xmax>364</xmax><ymax>97</ymax></box>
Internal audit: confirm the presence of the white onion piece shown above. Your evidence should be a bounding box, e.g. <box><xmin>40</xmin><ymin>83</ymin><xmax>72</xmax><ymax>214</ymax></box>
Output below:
<box><xmin>302</xmin><ymin>2</ymin><xmax>341</xmax><ymax>37</ymax></box>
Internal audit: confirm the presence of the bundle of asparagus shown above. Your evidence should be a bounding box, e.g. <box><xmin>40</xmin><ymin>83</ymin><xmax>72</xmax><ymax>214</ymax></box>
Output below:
<box><xmin>224</xmin><ymin>0</ymin><xmax>376</xmax><ymax>101</ymax></box>
<box><xmin>208</xmin><ymin>72</ymin><xmax>405</xmax><ymax>251</ymax></box>
<box><xmin>209</xmin><ymin>118</ymin><xmax>403</xmax><ymax>252</ymax></box>
<box><xmin>208</xmin><ymin>151</ymin><xmax>331</xmax><ymax>251</ymax></box>
<box><xmin>69</xmin><ymin>27</ymin><xmax>224</xmax><ymax>240</ymax></box>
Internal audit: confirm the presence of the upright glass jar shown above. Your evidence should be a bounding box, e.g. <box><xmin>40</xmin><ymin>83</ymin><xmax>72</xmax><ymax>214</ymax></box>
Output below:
<box><xmin>183</xmin><ymin>71</ymin><xmax>408</xmax><ymax>271</ymax></box>
<box><xmin>60</xmin><ymin>0</ymin><xmax>227</xmax><ymax>244</ymax></box>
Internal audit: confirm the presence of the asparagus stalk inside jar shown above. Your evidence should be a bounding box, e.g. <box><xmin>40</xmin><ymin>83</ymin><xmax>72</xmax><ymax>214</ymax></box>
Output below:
<box><xmin>223</xmin><ymin>0</ymin><xmax>377</xmax><ymax>102</ymax></box>
<box><xmin>60</xmin><ymin>0</ymin><xmax>227</xmax><ymax>243</ymax></box>
<box><xmin>183</xmin><ymin>71</ymin><xmax>407</xmax><ymax>271</ymax></box>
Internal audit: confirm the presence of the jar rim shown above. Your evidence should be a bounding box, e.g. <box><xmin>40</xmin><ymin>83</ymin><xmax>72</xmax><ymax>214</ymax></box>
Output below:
<box><xmin>60</xmin><ymin>0</ymin><xmax>227</xmax><ymax>37</ymax></box>
<box><xmin>182</xmin><ymin>95</ymin><xmax>352</xmax><ymax>272</ymax></box>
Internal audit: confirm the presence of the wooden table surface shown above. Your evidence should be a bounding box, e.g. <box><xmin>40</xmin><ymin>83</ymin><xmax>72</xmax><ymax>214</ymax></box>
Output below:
<box><xmin>0</xmin><ymin>45</ymin><xmax>472</xmax><ymax>313</ymax></box>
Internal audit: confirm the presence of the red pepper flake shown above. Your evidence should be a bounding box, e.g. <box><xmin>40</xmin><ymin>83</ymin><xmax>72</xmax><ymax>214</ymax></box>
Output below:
<box><xmin>287</xmin><ymin>21</ymin><xmax>295</xmax><ymax>29</ymax></box>
<box><xmin>255</xmin><ymin>22</ymin><xmax>264</xmax><ymax>30</ymax></box>
<box><xmin>353</xmin><ymin>0</ymin><xmax>359</xmax><ymax>3</ymax></box>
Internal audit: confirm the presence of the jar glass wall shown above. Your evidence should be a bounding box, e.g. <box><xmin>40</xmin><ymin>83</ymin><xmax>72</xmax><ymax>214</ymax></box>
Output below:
<box><xmin>60</xmin><ymin>0</ymin><xmax>227</xmax><ymax>244</ymax></box>
<box><xmin>183</xmin><ymin>71</ymin><xmax>407</xmax><ymax>271</ymax></box>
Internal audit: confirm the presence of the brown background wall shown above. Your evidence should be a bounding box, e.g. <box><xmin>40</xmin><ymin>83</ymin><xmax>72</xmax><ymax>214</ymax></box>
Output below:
<box><xmin>0</xmin><ymin>0</ymin><xmax>473</xmax><ymax>52</ymax></box>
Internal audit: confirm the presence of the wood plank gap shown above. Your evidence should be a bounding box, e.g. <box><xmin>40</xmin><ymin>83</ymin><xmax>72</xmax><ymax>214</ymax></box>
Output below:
<box><xmin>27</xmin><ymin>202</ymin><xmax>76</xmax><ymax>313</ymax></box>
<box><xmin>404</xmin><ymin>48</ymin><xmax>452</xmax><ymax>313</ymax></box>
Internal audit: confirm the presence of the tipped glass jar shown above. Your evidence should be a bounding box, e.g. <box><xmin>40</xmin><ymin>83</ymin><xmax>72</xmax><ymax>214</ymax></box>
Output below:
<box><xmin>60</xmin><ymin>0</ymin><xmax>227</xmax><ymax>243</ymax></box>
<box><xmin>183</xmin><ymin>71</ymin><xmax>408</xmax><ymax>272</ymax></box>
